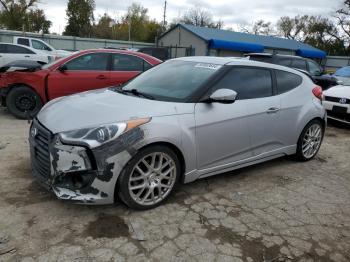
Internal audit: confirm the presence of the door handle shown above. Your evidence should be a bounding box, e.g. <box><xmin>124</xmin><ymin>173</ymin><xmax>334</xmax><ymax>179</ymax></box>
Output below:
<box><xmin>266</xmin><ymin>107</ymin><xmax>280</xmax><ymax>114</ymax></box>
<box><xmin>25</xmin><ymin>55</ymin><xmax>30</xmax><ymax>58</ymax></box>
<box><xmin>96</xmin><ymin>75</ymin><xmax>107</xmax><ymax>80</ymax></box>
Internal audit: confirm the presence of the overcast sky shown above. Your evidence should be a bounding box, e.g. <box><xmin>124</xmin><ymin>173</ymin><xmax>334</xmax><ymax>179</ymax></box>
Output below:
<box><xmin>37</xmin><ymin>0</ymin><xmax>344</xmax><ymax>34</ymax></box>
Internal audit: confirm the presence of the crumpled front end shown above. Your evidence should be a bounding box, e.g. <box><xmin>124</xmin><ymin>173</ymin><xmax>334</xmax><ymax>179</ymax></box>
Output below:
<box><xmin>29</xmin><ymin>119</ymin><xmax>145</xmax><ymax>204</ymax></box>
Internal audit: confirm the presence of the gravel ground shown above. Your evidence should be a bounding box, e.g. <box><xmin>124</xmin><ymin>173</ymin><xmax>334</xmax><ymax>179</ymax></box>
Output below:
<box><xmin>0</xmin><ymin>106</ymin><xmax>349</xmax><ymax>262</ymax></box>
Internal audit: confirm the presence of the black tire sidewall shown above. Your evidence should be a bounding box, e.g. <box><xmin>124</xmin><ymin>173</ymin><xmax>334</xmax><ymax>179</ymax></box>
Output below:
<box><xmin>117</xmin><ymin>145</ymin><xmax>181</xmax><ymax>210</ymax></box>
<box><xmin>296</xmin><ymin>119</ymin><xmax>324</xmax><ymax>161</ymax></box>
<box><xmin>6</xmin><ymin>86</ymin><xmax>43</xmax><ymax>119</ymax></box>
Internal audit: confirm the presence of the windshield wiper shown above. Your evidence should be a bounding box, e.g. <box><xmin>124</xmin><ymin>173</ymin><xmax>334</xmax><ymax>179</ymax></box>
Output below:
<box><xmin>117</xmin><ymin>88</ymin><xmax>155</xmax><ymax>100</ymax></box>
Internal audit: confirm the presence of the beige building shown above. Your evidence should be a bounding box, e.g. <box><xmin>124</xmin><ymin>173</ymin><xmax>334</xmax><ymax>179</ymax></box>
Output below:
<box><xmin>158</xmin><ymin>24</ymin><xmax>326</xmax><ymax>60</ymax></box>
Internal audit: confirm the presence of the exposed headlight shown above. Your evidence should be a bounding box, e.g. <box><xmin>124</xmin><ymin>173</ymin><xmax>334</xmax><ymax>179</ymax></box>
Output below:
<box><xmin>59</xmin><ymin>118</ymin><xmax>151</xmax><ymax>148</ymax></box>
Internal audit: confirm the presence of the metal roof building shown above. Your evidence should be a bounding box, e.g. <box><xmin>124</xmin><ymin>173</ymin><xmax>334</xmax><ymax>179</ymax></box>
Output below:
<box><xmin>158</xmin><ymin>24</ymin><xmax>326</xmax><ymax>59</ymax></box>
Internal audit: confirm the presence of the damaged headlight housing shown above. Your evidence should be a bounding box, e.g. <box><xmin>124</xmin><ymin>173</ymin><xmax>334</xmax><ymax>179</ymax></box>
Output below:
<box><xmin>59</xmin><ymin>118</ymin><xmax>151</xmax><ymax>148</ymax></box>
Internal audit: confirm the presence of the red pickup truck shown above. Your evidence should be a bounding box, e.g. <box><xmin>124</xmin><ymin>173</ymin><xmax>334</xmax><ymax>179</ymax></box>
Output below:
<box><xmin>0</xmin><ymin>49</ymin><xmax>161</xmax><ymax>119</ymax></box>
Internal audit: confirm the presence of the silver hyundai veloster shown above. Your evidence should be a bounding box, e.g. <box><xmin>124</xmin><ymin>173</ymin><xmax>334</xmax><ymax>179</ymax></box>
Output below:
<box><xmin>29</xmin><ymin>56</ymin><xmax>326</xmax><ymax>209</ymax></box>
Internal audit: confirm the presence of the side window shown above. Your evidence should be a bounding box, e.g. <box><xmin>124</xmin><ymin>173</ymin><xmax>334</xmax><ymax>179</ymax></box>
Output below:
<box><xmin>212</xmin><ymin>67</ymin><xmax>273</xmax><ymax>100</ymax></box>
<box><xmin>65</xmin><ymin>53</ymin><xmax>109</xmax><ymax>71</ymax></box>
<box><xmin>32</xmin><ymin>40</ymin><xmax>52</xmax><ymax>51</ymax></box>
<box><xmin>143</xmin><ymin>61</ymin><xmax>153</xmax><ymax>71</ymax></box>
<box><xmin>17</xmin><ymin>38</ymin><xmax>30</xmax><ymax>46</ymax></box>
<box><xmin>291</xmin><ymin>59</ymin><xmax>307</xmax><ymax>70</ymax></box>
<box><xmin>275</xmin><ymin>70</ymin><xmax>302</xmax><ymax>94</ymax></box>
<box><xmin>276</xmin><ymin>58</ymin><xmax>291</xmax><ymax>67</ymax></box>
<box><xmin>0</xmin><ymin>44</ymin><xmax>7</xmax><ymax>53</ymax></box>
<box><xmin>307</xmin><ymin>60</ymin><xmax>322</xmax><ymax>76</ymax></box>
<box><xmin>112</xmin><ymin>54</ymin><xmax>144</xmax><ymax>71</ymax></box>
<box><xmin>7</xmin><ymin>45</ymin><xmax>35</xmax><ymax>54</ymax></box>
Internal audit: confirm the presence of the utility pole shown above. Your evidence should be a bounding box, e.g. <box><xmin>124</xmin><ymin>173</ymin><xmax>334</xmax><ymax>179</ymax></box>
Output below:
<box><xmin>163</xmin><ymin>1</ymin><xmax>167</xmax><ymax>30</ymax></box>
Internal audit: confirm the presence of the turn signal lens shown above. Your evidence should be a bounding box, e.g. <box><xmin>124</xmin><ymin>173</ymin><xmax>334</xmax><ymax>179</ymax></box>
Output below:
<box><xmin>126</xmin><ymin>118</ymin><xmax>151</xmax><ymax>131</ymax></box>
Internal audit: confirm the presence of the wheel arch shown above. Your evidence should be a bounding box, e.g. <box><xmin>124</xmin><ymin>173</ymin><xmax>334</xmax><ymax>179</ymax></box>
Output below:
<box><xmin>113</xmin><ymin>141</ymin><xmax>187</xmax><ymax>207</ymax></box>
<box><xmin>6</xmin><ymin>83</ymin><xmax>43</xmax><ymax>104</ymax></box>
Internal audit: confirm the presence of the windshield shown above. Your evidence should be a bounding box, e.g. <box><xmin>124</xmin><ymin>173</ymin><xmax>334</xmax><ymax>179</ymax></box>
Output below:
<box><xmin>121</xmin><ymin>60</ymin><xmax>222</xmax><ymax>102</ymax></box>
<box><xmin>334</xmin><ymin>66</ymin><xmax>350</xmax><ymax>77</ymax></box>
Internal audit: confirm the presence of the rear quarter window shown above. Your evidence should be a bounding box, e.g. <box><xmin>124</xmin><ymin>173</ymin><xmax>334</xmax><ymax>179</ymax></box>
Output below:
<box><xmin>275</xmin><ymin>70</ymin><xmax>303</xmax><ymax>94</ymax></box>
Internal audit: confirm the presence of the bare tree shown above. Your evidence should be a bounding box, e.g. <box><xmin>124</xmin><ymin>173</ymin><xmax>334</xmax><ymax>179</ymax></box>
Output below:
<box><xmin>177</xmin><ymin>7</ymin><xmax>222</xmax><ymax>28</ymax></box>
<box><xmin>277</xmin><ymin>15</ymin><xmax>309</xmax><ymax>40</ymax></box>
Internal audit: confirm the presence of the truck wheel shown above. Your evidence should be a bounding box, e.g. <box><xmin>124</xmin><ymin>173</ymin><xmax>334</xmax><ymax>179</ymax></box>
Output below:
<box><xmin>6</xmin><ymin>86</ymin><xmax>43</xmax><ymax>119</ymax></box>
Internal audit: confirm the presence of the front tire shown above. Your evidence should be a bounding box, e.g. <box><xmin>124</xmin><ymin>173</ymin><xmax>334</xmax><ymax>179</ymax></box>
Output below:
<box><xmin>296</xmin><ymin>119</ymin><xmax>324</xmax><ymax>161</ymax></box>
<box><xmin>6</xmin><ymin>86</ymin><xmax>43</xmax><ymax>119</ymax></box>
<box><xmin>117</xmin><ymin>145</ymin><xmax>180</xmax><ymax>210</ymax></box>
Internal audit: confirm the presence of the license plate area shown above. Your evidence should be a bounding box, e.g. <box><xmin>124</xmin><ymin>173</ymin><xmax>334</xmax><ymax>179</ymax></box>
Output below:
<box><xmin>332</xmin><ymin>105</ymin><xmax>347</xmax><ymax>114</ymax></box>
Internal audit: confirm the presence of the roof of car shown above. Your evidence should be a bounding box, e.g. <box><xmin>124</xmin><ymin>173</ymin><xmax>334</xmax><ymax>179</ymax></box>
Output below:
<box><xmin>175</xmin><ymin>56</ymin><xmax>249</xmax><ymax>65</ymax></box>
<box><xmin>247</xmin><ymin>53</ymin><xmax>309</xmax><ymax>60</ymax></box>
<box><xmin>174</xmin><ymin>56</ymin><xmax>310</xmax><ymax>78</ymax></box>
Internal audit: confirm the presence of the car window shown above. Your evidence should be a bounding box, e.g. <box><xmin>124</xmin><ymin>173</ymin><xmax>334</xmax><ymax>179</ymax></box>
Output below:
<box><xmin>7</xmin><ymin>45</ymin><xmax>35</xmax><ymax>54</ymax></box>
<box><xmin>0</xmin><ymin>44</ymin><xmax>7</xmax><ymax>53</ymax></box>
<box><xmin>249</xmin><ymin>56</ymin><xmax>274</xmax><ymax>63</ymax></box>
<box><xmin>275</xmin><ymin>70</ymin><xmax>303</xmax><ymax>94</ymax></box>
<box><xmin>291</xmin><ymin>59</ymin><xmax>307</xmax><ymax>70</ymax></box>
<box><xmin>112</xmin><ymin>53</ymin><xmax>145</xmax><ymax>71</ymax></box>
<box><xmin>276</xmin><ymin>58</ymin><xmax>291</xmax><ymax>67</ymax></box>
<box><xmin>65</xmin><ymin>53</ymin><xmax>109</xmax><ymax>71</ymax></box>
<box><xmin>307</xmin><ymin>60</ymin><xmax>322</xmax><ymax>76</ymax></box>
<box><xmin>17</xmin><ymin>38</ymin><xmax>30</xmax><ymax>46</ymax></box>
<box><xmin>32</xmin><ymin>40</ymin><xmax>52</xmax><ymax>51</ymax></box>
<box><xmin>212</xmin><ymin>67</ymin><xmax>273</xmax><ymax>100</ymax></box>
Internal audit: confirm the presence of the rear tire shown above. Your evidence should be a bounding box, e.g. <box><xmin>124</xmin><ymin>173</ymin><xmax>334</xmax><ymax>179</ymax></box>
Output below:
<box><xmin>6</xmin><ymin>86</ymin><xmax>43</xmax><ymax>119</ymax></box>
<box><xmin>296</xmin><ymin>119</ymin><xmax>324</xmax><ymax>161</ymax></box>
<box><xmin>117</xmin><ymin>145</ymin><xmax>180</xmax><ymax>210</ymax></box>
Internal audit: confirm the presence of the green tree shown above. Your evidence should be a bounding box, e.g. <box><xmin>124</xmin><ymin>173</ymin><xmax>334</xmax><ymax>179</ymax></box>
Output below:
<box><xmin>92</xmin><ymin>13</ymin><xmax>114</xmax><ymax>39</ymax></box>
<box><xmin>116</xmin><ymin>3</ymin><xmax>163</xmax><ymax>42</ymax></box>
<box><xmin>0</xmin><ymin>0</ymin><xmax>51</xmax><ymax>33</ymax></box>
<box><xmin>64</xmin><ymin>0</ymin><xmax>95</xmax><ymax>37</ymax></box>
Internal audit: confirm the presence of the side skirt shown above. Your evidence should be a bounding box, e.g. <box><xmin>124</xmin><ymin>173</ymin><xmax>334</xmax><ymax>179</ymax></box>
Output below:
<box><xmin>183</xmin><ymin>145</ymin><xmax>296</xmax><ymax>183</ymax></box>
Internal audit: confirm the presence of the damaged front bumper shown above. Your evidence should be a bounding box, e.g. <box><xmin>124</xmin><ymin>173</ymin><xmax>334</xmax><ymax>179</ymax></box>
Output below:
<box><xmin>29</xmin><ymin>119</ymin><xmax>141</xmax><ymax>204</ymax></box>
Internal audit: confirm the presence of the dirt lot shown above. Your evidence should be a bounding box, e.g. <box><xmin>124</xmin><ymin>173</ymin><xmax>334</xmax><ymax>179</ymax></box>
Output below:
<box><xmin>0</xmin><ymin>107</ymin><xmax>349</xmax><ymax>262</ymax></box>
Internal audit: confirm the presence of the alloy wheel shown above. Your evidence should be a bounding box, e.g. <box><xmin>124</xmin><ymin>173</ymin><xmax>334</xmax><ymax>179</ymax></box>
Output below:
<box><xmin>301</xmin><ymin>123</ymin><xmax>322</xmax><ymax>159</ymax></box>
<box><xmin>128</xmin><ymin>152</ymin><xmax>177</xmax><ymax>206</ymax></box>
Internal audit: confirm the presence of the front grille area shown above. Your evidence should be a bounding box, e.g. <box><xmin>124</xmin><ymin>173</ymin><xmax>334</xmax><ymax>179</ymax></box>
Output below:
<box><xmin>324</xmin><ymin>96</ymin><xmax>350</xmax><ymax>104</ymax></box>
<box><xmin>31</xmin><ymin>120</ymin><xmax>52</xmax><ymax>180</ymax></box>
<box><xmin>327</xmin><ymin>110</ymin><xmax>350</xmax><ymax>123</ymax></box>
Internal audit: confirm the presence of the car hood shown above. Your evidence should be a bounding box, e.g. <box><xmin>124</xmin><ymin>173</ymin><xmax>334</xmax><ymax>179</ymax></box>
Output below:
<box><xmin>333</xmin><ymin>76</ymin><xmax>350</xmax><ymax>86</ymax></box>
<box><xmin>37</xmin><ymin>88</ymin><xmax>194</xmax><ymax>133</ymax></box>
<box><xmin>324</xmin><ymin>85</ymin><xmax>350</xmax><ymax>99</ymax></box>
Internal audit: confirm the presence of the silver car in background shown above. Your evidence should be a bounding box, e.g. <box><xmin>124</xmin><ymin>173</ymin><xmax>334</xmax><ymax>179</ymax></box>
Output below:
<box><xmin>29</xmin><ymin>57</ymin><xmax>326</xmax><ymax>210</ymax></box>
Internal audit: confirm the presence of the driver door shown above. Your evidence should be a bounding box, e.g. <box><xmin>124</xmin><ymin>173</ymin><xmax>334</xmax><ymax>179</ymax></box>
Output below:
<box><xmin>47</xmin><ymin>52</ymin><xmax>111</xmax><ymax>100</ymax></box>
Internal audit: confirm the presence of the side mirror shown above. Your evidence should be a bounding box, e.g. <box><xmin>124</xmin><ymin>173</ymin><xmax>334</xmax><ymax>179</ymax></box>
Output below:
<box><xmin>58</xmin><ymin>64</ymin><xmax>67</xmax><ymax>72</ymax></box>
<box><xmin>208</xmin><ymin>89</ymin><xmax>237</xmax><ymax>104</ymax></box>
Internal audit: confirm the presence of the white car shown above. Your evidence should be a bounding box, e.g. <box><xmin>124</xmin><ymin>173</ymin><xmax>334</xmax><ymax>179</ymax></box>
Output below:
<box><xmin>14</xmin><ymin>37</ymin><xmax>71</xmax><ymax>59</ymax></box>
<box><xmin>323</xmin><ymin>85</ymin><xmax>350</xmax><ymax>124</ymax></box>
<box><xmin>0</xmin><ymin>43</ymin><xmax>54</xmax><ymax>68</ymax></box>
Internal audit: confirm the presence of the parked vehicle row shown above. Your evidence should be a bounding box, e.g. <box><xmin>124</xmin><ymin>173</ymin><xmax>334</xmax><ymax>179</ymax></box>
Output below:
<box><xmin>0</xmin><ymin>43</ymin><xmax>55</xmax><ymax>68</ymax></box>
<box><xmin>13</xmin><ymin>36</ymin><xmax>72</xmax><ymax>59</ymax></box>
<box><xmin>0</xmin><ymin>49</ymin><xmax>161</xmax><ymax>118</ymax></box>
<box><xmin>28</xmin><ymin>56</ymin><xmax>326</xmax><ymax>209</ymax></box>
<box><xmin>246</xmin><ymin>53</ymin><xmax>339</xmax><ymax>90</ymax></box>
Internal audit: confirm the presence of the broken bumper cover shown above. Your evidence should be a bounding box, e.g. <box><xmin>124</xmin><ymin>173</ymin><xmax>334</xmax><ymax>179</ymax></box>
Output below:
<box><xmin>29</xmin><ymin>119</ymin><xmax>141</xmax><ymax>204</ymax></box>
